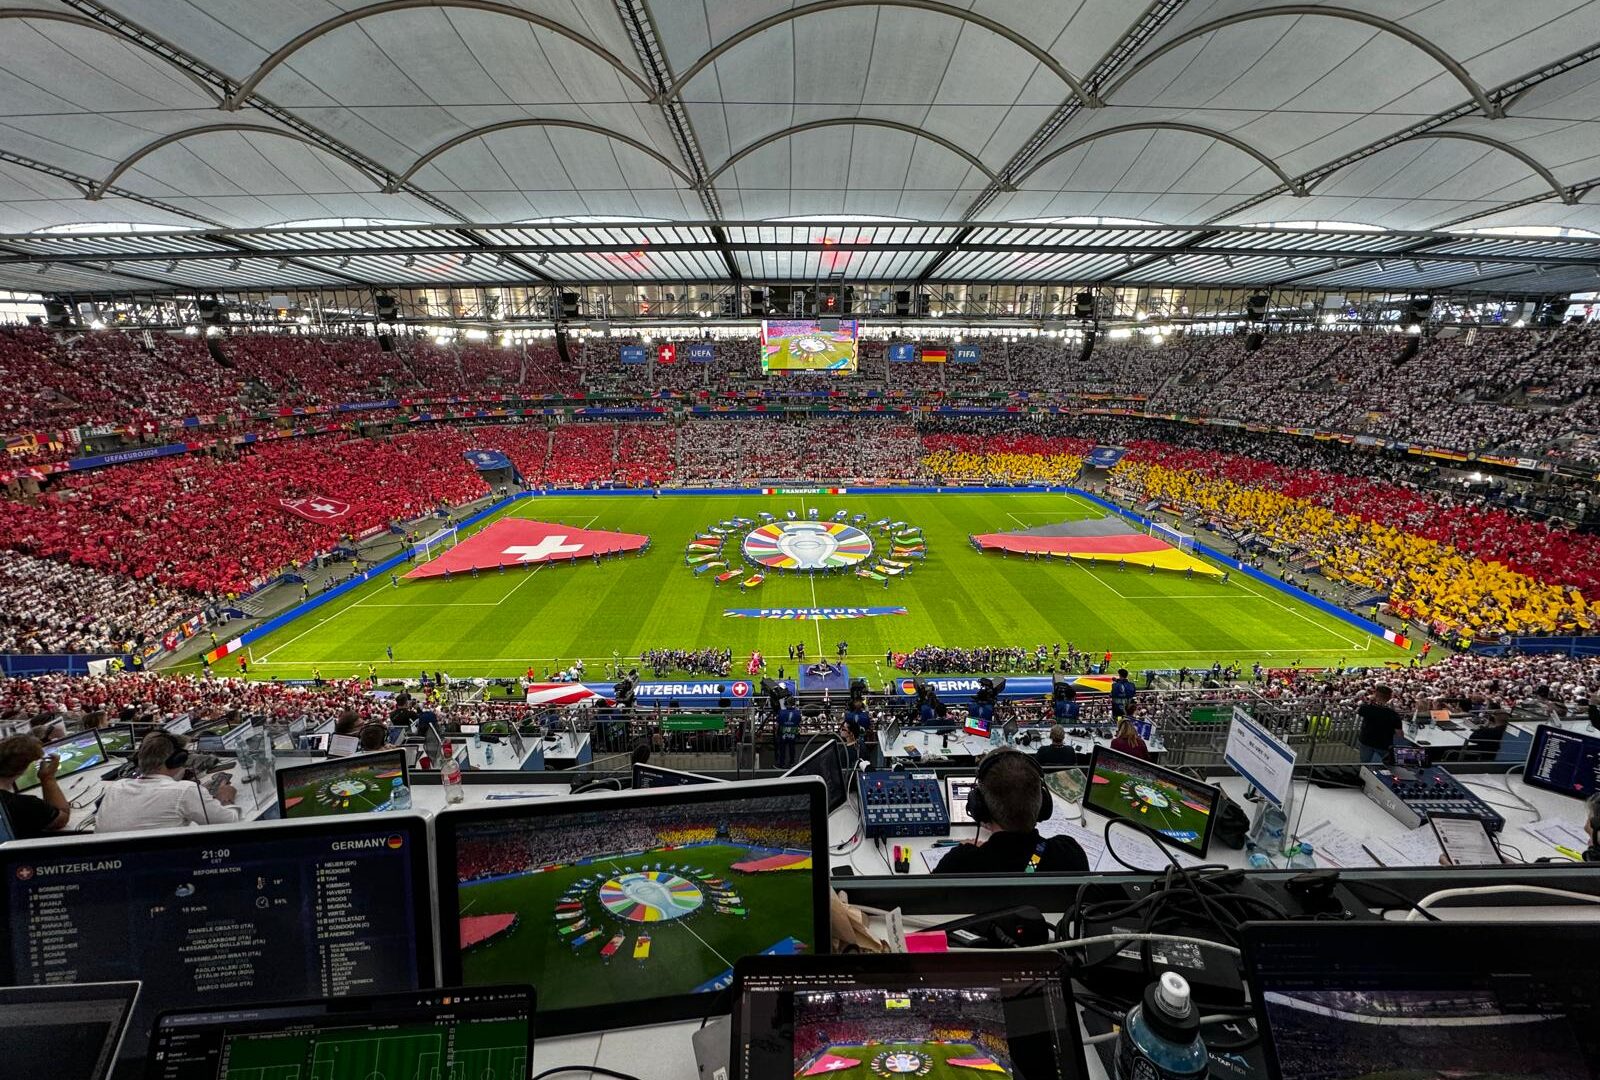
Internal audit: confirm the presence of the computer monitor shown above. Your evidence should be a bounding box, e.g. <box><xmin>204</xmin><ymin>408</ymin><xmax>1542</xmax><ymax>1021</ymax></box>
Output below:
<box><xmin>219</xmin><ymin>719</ymin><xmax>255</xmax><ymax>752</ymax></box>
<box><xmin>945</xmin><ymin>774</ymin><xmax>979</xmax><ymax>826</ymax></box>
<box><xmin>434</xmin><ymin>776</ymin><xmax>831</xmax><ymax>1035</ymax></box>
<box><xmin>145</xmin><ymin>986</ymin><xmax>535</xmax><ymax>1080</ymax></box>
<box><xmin>275</xmin><ymin>749</ymin><xmax>410</xmax><ymax>818</ymax></box>
<box><xmin>507</xmin><ymin>724</ymin><xmax>528</xmax><ymax>761</ymax></box>
<box><xmin>0</xmin><ymin>981</ymin><xmax>141</xmax><ymax>1080</ymax></box>
<box><xmin>1523</xmin><ymin>724</ymin><xmax>1600</xmax><ymax>800</ymax></box>
<box><xmin>15</xmin><ymin>729</ymin><xmax>106</xmax><ymax>792</ymax></box>
<box><xmin>1224</xmin><ymin>711</ymin><xmax>1296</xmax><ymax>810</ymax></box>
<box><xmin>163</xmin><ymin>717</ymin><xmax>192</xmax><ymax>736</ymax></box>
<box><xmin>1242</xmin><ymin>921</ymin><xmax>1600</xmax><ymax>1080</ymax></box>
<box><xmin>0</xmin><ymin>816</ymin><xmax>434</xmax><ymax>1074</ymax></box>
<box><xmin>632</xmin><ymin>762</ymin><xmax>721</xmax><ymax>788</ymax></box>
<box><xmin>783</xmin><ymin>739</ymin><xmax>848</xmax><ymax>812</ymax></box>
<box><xmin>97</xmin><ymin>726</ymin><xmax>135</xmax><ymax>755</ymax></box>
<box><xmin>327</xmin><ymin>733</ymin><xmax>360</xmax><ymax>758</ymax></box>
<box><xmin>1083</xmin><ymin>745</ymin><xmax>1222</xmax><ymax>858</ymax></box>
<box><xmin>731</xmin><ymin>952</ymin><xmax>1083</xmax><ymax>1080</ymax></box>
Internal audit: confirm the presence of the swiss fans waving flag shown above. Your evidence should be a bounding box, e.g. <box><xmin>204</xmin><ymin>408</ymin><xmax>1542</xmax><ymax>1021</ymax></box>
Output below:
<box><xmin>657</xmin><ymin>342</ymin><xmax>676</xmax><ymax>365</ymax></box>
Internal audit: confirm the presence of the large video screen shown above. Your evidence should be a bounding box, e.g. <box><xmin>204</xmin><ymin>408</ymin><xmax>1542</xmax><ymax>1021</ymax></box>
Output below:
<box><xmin>436</xmin><ymin>779</ymin><xmax>829</xmax><ymax>1034</ymax></box>
<box><xmin>761</xmin><ymin>318</ymin><xmax>858</xmax><ymax>374</ymax></box>
<box><xmin>1</xmin><ymin>817</ymin><xmax>432</xmax><ymax>1074</ymax></box>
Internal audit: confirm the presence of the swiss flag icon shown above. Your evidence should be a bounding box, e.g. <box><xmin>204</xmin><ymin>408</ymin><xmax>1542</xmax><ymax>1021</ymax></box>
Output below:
<box><xmin>657</xmin><ymin>343</ymin><xmax>677</xmax><ymax>365</ymax></box>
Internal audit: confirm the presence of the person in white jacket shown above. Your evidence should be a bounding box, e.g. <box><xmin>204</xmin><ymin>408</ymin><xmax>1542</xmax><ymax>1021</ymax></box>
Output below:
<box><xmin>94</xmin><ymin>731</ymin><xmax>241</xmax><ymax>833</ymax></box>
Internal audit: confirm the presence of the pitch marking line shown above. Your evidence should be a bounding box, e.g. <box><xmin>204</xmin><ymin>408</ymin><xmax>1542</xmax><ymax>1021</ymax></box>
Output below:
<box><xmin>676</xmin><ymin>915</ymin><xmax>732</xmax><ymax>970</ymax></box>
<box><xmin>255</xmin><ymin>580</ymin><xmax>393</xmax><ymax>663</ymax></box>
<box><xmin>495</xmin><ymin>563</ymin><xmax>546</xmax><ymax>607</ymax></box>
<box><xmin>800</xmin><ymin>496</ymin><xmax>824</xmax><ymax>656</ymax></box>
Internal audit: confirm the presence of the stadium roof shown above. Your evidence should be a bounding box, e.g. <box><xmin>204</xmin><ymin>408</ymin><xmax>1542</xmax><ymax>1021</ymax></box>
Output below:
<box><xmin>2</xmin><ymin>1</ymin><xmax>1600</xmax><ymax>294</ymax></box>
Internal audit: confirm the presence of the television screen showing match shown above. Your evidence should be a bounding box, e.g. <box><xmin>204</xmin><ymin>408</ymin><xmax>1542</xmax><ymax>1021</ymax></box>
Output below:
<box><xmin>275</xmin><ymin>750</ymin><xmax>409</xmax><ymax>818</ymax></box>
<box><xmin>435</xmin><ymin>777</ymin><xmax>830</xmax><ymax>1034</ymax></box>
<box><xmin>761</xmin><ymin>318</ymin><xmax>858</xmax><ymax>374</ymax></box>
<box><xmin>1084</xmin><ymin>745</ymin><xmax>1221</xmax><ymax>857</ymax></box>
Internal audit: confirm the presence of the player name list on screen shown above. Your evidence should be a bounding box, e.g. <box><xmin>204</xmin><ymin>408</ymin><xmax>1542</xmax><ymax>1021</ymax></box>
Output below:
<box><xmin>7</xmin><ymin>829</ymin><xmax>423</xmax><ymax>1038</ymax></box>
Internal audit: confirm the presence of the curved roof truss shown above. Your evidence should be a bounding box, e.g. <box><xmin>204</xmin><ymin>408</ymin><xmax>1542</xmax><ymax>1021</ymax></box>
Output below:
<box><xmin>0</xmin><ymin>9</ymin><xmax>223</xmax><ymax>105</ymax></box>
<box><xmin>223</xmin><ymin>0</ymin><xmax>655</xmax><ymax>108</ymax></box>
<box><xmin>705</xmin><ymin>118</ymin><xmax>1003</xmax><ymax>186</ymax></box>
<box><xmin>390</xmin><ymin>119</ymin><xmax>695</xmax><ymax>191</ymax></box>
<box><xmin>90</xmin><ymin>124</ymin><xmax>377</xmax><ymax>198</ymax></box>
<box><xmin>1101</xmin><ymin>5</ymin><xmax>1503</xmax><ymax>118</ymax></box>
<box><xmin>658</xmin><ymin>0</ymin><xmax>1099</xmax><ymax>109</ymax></box>
<box><xmin>1015</xmin><ymin>122</ymin><xmax>1308</xmax><ymax>196</ymax></box>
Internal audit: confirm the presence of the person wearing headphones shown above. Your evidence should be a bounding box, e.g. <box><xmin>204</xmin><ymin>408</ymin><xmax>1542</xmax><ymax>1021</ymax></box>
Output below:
<box><xmin>356</xmin><ymin>722</ymin><xmax>391</xmax><ymax>753</ymax></box>
<box><xmin>94</xmin><ymin>732</ymin><xmax>241</xmax><ymax>833</ymax></box>
<box><xmin>933</xmin><ymin>748</ymin><xmax>1089</xmax><ymax>875</ymax></box>
<box><xmin>1033</xmin><ymin>725</ymin><xmax>1076</xmax><ymax>766</ymax></box>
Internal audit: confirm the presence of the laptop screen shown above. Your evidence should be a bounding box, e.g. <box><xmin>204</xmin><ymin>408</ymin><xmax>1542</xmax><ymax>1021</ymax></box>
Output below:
<box><xmin>0</xmin><ymin>982</ymin><xmax>141</xmax><ymax>1080</ymax></box>
<box><xmin>145</xmin><ymin>986</ymin><xmax>534</xmax><ymax>1080</ymax></box>
<box><xmin>732</xmin><ymin>953</ymin><xmax>1083</xmax><ymax>1080</ymax></box>
<box><xmin>1243</xmin><ymin>921</ymin><xmax>1600</xmax><ymax>1080</ymax></box>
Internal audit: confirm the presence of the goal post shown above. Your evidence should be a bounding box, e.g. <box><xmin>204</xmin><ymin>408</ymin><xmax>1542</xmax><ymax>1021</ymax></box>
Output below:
<box><xmin>1150</xmin><ymin>521</ymin><xmax>1195</xmax><ymax>553</ymax></box>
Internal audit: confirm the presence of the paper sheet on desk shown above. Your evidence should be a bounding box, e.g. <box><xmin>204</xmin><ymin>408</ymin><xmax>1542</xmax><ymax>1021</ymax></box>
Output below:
<box><xmin>1522</xmin><ymin>819</ymin><xmax>1591</xmax><ymax>855</ymax></box>
<box><xmin>1294</xmin><ymin>818</ymin><xmax>1441</xmax><ymax>867</ymax></box>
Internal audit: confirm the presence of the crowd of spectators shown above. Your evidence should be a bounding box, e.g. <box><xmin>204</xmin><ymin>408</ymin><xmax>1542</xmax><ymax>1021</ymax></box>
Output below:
<box><xmin>0</xmin><ymin>670</ymin><xmax>382</xmax><ymax>729</ymax></box>
<box><xmin>641</xmin><ymin>648</ymin><xmax>732</xmax><ymax>677</ymax></box>
<box><xmin>0</xmin><ymin>552</ymin><xmax>203</xmax><ymax>655</ymax></box>
<box><xmin>0</xmin><ymin>430</ymin><xmax>487</xmax><ymax>597</ymax></box>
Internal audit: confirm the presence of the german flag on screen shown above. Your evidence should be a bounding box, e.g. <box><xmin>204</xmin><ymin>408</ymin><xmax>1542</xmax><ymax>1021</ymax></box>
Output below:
<box><xmin>921</xmin><ymin>347</ymin><xmax>946</xmax><ymax>363</ymax></box>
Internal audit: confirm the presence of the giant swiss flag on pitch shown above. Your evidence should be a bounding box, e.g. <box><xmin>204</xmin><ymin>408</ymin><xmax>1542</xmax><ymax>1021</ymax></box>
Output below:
<box><xmin>405</xmin><ymin>518</ymin><xmax>649</xmax><ymax>579</ymax></box>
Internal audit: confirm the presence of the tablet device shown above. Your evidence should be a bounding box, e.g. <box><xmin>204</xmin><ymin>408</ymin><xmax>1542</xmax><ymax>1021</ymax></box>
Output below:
<box><xmin>1430</xmin><ymin>812</ymin><xmax>1502</xmax><ymax>866</ymax></box>
<box><xmin>1084</xmin><ymin>744</ymin><xmax>1222</xmax><ymax>858</ymax></box>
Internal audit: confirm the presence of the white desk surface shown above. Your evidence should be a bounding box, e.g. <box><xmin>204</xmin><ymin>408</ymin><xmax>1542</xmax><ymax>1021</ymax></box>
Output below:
<box><xmin>39</xmin><ymin>744</ymin><xmax>1600</xmax><ymax>1080</ymax></box>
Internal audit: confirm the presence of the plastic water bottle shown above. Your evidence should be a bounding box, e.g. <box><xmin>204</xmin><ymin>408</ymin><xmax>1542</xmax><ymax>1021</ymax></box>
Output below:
<box><xmin>1287</xmin><ymin>842</ymin><xmax>1317</xmax><ymax>870</ymax></box>
<box><xmin>484</xmin><ymin>744</ymin><xmax>495</xmax><ymax>766</ymax></box>
<box><xmin>1114</xmin><ymin>972</ymin><xmax>1208</xmax><ymax>1080</ymax></box>
<box><xmin>440</xmin><ymin>741</ymin><xmax>465</xmax><ymax>805</ymax></box>
<box><xmin>1246</xmin><ymin>842</ymin><xmax>1274</xmax><ymax>870</ymax></box>
<box><xmin>1256</xmin><ymin>804</ymin><xmax>1287</xmax><ymax>853</ymax></box>
<box><xmin>388</xmin><ymin>776</ymin><xmax>412</xmax><ymax>811</ymax></box>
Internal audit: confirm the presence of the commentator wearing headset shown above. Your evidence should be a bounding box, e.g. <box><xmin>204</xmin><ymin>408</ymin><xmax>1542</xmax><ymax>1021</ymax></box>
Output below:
<box><xmin>933</xmin><ymin>748</ymin><xmax>1088</xmax><ymax>874</ymax></box>
<box><xmin>94</xmin><ymin>731</ymin><xmax>242</xmax><ymax>833</ymax></box>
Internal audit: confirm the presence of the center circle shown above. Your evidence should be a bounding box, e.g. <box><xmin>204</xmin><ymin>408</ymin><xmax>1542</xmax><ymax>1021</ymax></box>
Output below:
<box><xmin>1128</xmin><ymin>782</ymin><xmax>1170</xmax><ymax>811</ymax></box>
<box><xmin>328</xmin><ymin>779</ymin><xmax>369</xmax><ymax>797</ymax></box>
<box><xmin>743</xmin><ymin>522</ymin><xmax>874</xmax><ymax>571</ymax></box>
<box><xmin>873</xmin><ymin>1051</ymin><xmax>929</xmax><ymax>1076</ymax></box>
<box><xmin>598</xmin><ymin>872</ymin><xmax>704</xmax><ymax>922</ymax></box>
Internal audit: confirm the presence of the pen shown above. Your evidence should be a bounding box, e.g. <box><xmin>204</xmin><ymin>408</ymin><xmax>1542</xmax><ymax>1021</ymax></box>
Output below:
<box><xmin>1360</xmin><ymin>843</ymin><xmax>1388</xmax><ymax>867</ymax></box>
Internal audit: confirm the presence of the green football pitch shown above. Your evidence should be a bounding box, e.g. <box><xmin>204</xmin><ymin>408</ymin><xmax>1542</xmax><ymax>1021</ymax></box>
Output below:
<box><xmin>458</xmin><ymin>843</ymin><xmax>814</xmax><ymax>1010</ymax></box>
<box><xmin>217</xmin><ymin>1016</ymin><xmax>527</xmax><ymax>1080</ymax></box>
<box><xmin>797</xmin><ymin>1041</ymin><xmax>1008</xmax><ymax>1078</ymax></box>
<box><xmin>189</xmin><ymin>491</ymin><xmax>1408</xmax><ymax>681</ymax></box>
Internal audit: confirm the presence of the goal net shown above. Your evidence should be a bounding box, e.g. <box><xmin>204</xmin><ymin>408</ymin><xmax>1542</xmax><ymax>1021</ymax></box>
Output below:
<box><xmin>1151</xmin><ymin>521</ymin><xmax>1196</xmax><ymax>553</ymax></box>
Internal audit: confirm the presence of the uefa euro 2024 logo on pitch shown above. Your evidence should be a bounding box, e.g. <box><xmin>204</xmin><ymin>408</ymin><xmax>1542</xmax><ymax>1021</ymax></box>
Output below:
<box><xmin>743</xmin><ymin>521</ymin><xmax>874</xmax><ymax>571</ymax></box>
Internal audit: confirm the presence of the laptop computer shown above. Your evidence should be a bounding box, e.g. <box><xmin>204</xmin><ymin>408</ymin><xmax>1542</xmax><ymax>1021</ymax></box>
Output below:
<box><xmin>144</xmin><ymin>985</ymin><xmax>534</xmax><ymax>1080</ymax></box>
<box><xmin>730</xmin><ymin>952</ymin><xmax>1084</xmax><ymax>1080</ymax></box>
<box><xmin>1241</xmin><ymin>921</ymin><xmax>1600</xmax><ymax>1080</ymax></box>
<box><xmin>0</xmin><ymin>981</ymin><xmax>141</xmax><ymax>1080</ymax></box>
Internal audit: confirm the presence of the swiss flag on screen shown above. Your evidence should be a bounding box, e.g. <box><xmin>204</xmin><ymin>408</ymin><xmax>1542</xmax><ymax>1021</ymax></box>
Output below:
<box><xmin>657</xmin><ymin>343</ymin><xmax>676</xmax><ymax>365</ymax></box>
